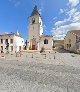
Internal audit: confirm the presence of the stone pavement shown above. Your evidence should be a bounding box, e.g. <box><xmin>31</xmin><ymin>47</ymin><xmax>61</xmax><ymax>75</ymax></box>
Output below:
<box><xmin>0</xmin><ymin>51</ymin><xmax>80</xmax><ymax>92</ymax></box>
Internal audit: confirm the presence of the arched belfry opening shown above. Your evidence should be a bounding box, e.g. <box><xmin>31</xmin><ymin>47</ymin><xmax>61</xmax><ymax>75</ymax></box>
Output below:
<box><xmin>44</xmin><ymin>39</ymin><xmax>48</xmax><ymax>44</ymax></box>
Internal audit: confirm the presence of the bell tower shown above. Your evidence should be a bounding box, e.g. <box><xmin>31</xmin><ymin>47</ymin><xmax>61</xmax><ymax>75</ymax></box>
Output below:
<box><xmin>28</xmin><ymin>6</ymin><xmax>43</xmax><ymax>50</ymax></box>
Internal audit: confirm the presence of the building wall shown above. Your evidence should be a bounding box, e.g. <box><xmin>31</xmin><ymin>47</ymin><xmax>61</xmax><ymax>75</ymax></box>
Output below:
<box><xmin>29</xmin><ymin>23</ymin><xmax>40</xmax><ymax>42</ymax></box>
<box><xmin>28</xmin><ymin>14</ymin><xmax>44</xmax><ymax>50</ymax></box>
<box><xmin>39</xmin><ymin>37</ymin><xmax>53</xmax><ymax>50</ymax></box>
<box><xmin>28</xmin><ymin>15</ymin><xmax>43</xmax><ymax>42</ymax></box>
<box><xmin>39</xmin><ymin>16</ymin><xmax>43</xmax><ymax>36</ymax></box>
<box><xmin>64</xmin><ymin>32</ymin><xmax>77</xmax><ymax>51</ymax></box>
<box><xmin>0</xmin><ymin>35</ymin><xmax>24</xmax><ymax>53</ymax></box>
<box><xmin>78</xmin><ymin>42</ymin><xmax>80</xmax><ymax>50</ymax></box>
<box><xmin>0</xmin><ymin>35</ymin><xmax>14</xmax><ymax>53</ymax></box>
<box><xmin>53</xmin><ymin>40</ymin><xmax>64</xmax><ymax>48</ymax></box>
<box><xmin>14</xmin><ymin>36</ymin><xmax>24</xmax><ymax>52</ymax></box>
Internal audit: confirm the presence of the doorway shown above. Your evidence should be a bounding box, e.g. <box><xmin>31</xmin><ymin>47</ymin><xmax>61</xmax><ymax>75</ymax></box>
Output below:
<box><xmin>31</xmin><ymin>39</ymin><xmax>37</xmax><ymax>50</ymax></box>
<box><xmin>32</xmin><ymin>45</ymin><xmax>35</xmax><ymax>50</ymax></box>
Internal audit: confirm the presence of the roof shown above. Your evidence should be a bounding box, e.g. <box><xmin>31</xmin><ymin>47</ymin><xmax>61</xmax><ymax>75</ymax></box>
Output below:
<box><xmin>31</xmin><ymin>5</ymin><xmax>40</xmax><ymax>16</ymax></box>
<box><xmin>0</xmin><ymin>33</ymin><xmax>23</xmax><ymax>38</ymax></box>
<box><xmin>69</xmin><ymin>30</ymin><xmax>80</xmax><ymax>36</ymax></box>
<box><xmin>40</xmin><ymin>35</ymin><xmax>53</xmax><ymax>38</ymax></box>
<box><xmin>0</xmin><ymin>33</ymin><xmax>14</xmax><ymax>37</ymax></box>
<box><xmin>44</xmin><ymin>35</ymin><xmax>53</xmax><ymax>37</ymax></box>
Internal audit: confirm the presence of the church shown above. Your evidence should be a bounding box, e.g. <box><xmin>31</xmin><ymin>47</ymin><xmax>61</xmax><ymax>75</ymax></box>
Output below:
<box><xmin>27</xmin><ymin>6</ymin><xmax>53</xmax><ymax>50</ymax></box>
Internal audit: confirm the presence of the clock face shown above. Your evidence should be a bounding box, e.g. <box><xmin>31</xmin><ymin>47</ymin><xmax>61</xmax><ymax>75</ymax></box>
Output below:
<box><xmin>32</xmin><ymin>18</ymin><xmax>35</xmax><ymax>24</ymax></box>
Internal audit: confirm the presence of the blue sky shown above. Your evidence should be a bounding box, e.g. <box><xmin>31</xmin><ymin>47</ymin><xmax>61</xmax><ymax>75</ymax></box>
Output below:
<box><xmin>0</xmin><ymin>0</ymin><xmax>80</xmax><ymax>41</ymax></box>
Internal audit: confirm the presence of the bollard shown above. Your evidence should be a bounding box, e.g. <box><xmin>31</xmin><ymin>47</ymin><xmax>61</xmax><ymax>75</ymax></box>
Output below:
<box><xmin>54</xmin><ymin>55</ymin><xmax>55</xmax><ymax>59</ymax></box>
<box><xmin>20</xmin><ymin>52</ymin><xmax>21</xmax><ymax>57</ymax></box>
<box><xmin>32</xmin><ymin>54</ymin><xmax>33</xmax><ymax>58</ymax></box>
<box><xmin>45</xmin><ymin>54</ymin><xmax>46</xmax><ymax>59</ymax></box>
<box><xmin>19</xmin><ymin>51</ymin><xmax>22</xmax><ymax>57</ymax></box>
<box><xmin>54</xmin><ymin>52</ymin><xmax>56</xmax><ymax>59</ymax></box>
<box><xmin>16</xmin><ymin>52</ymin><xmax>17</xmax><ymax>57</ymax></box>
<box><xmin>44</xmin><ymin>54</ymin><xmax>46</xmax><ymax>59</ymax></box>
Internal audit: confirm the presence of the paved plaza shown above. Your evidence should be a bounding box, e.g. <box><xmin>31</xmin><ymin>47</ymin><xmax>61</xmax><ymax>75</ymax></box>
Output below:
<box><xmin>0</xmin><ymin>51</ymin><xmax>80</xmax><ymax>92</ymax></box>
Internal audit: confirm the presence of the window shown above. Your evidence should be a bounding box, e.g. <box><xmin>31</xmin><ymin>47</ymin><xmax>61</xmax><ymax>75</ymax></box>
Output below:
<box><xmin>69</xmin><ymin>44</ymin><xmax>71</xmax><ymax>48</ymax></box>
<box><xmin>11</xmin><ymin>46</ymin><xmax>13</xmax><ymax>51</ymax></box>
<box><xmin>69</xmin><ymin>39</ymin><xmax>71</xmax><ymax>43</ymax></box>
<box><xmin>44</xmin><ymin>39</ymin><xmax>48</xmax><ymax>44</ymax></box>
<box><xmin>1</xmin><ymin>46</ymin><xmax>3</xmax><ymax>53</ymax></box>
<box><xmin>22</xmin><ymin>41</ymin><xmax>23</xmax><ymax>43</ymax></box>
<box><xmin>1</xmin><ymin>39</ymin><xmax>3</xmax><ymax>44</ymax></box>
<box><xmin>1</xmin><ymin>46</ymin><xmax>3</xmax><ymax>50</ymax></box>
<box><xmin>10</xmin><ymin>39</ymin><xmax>13</xmax><ymax>43</ymax></box>
<box><xmin>5</xmin><ymin>39</ymin><xmax>8</xmax><ymax>44</ymax></box>
<box><xmin>67</xmin><ymin>44</ymin><xmax>71</xmax><ymax>48</ymax></box>
<box><xmin>32</xmin><ymin>18</ymin><xmax>35</xmax><ymax>24</ymax></box>
<box><xmin>77</xmin><ymin>45</ymin><xmax>79</xmax><ymax>49</ymax></box>
<box><xmin>19</xmin><ymin>46</ymin><xmax>21</xmax><ymax>51</ymax></box>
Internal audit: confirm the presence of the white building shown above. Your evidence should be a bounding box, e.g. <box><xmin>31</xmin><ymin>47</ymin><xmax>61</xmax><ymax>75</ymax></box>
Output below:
<box><xmin>0</xmin><ymin>32</ymin><xmax>24</xmax><ymax>53</ymax></box>
<box><xmin>27</xmin><ymin>6</ymin><xmax>53</xmax><ymax>50</ymax></box>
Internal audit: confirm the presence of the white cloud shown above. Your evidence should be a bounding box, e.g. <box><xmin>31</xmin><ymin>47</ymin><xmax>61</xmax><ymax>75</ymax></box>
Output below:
<box><xmin>55</xmin><ymin>18</ymin><xmax>71</xmax><ymax>27</ymax></box>
<box><xmin>53</xmin><ymin>17</ymin><xmax>57</xmax><ymax>20</ymax></box>
<box><xmin>43</xmin><ymin>25</ymin><xmax>47</xmax><ymax>32</ymax></box>
<box><xmin>8</xmin><ymin>0</ymin><xmax>21</xmax><ymax>7</ymax></box>
<box><xmin>67</xmin><ymin>8</ymin><xmax>77</xmax><ymax>17</ymax></box>
<box><xmin>51</xmin><ymin>0</ymin><xmax>80</xmax><ymax>40</ymax></box>
<box><xmin>55</xmin><ymin>21</ymin><xmax>65</xmax><ymax>26</ymax></box>
<box><xmin>39</xmin><ymin>9</ymin><xmax>42</xmax><ymax>15</ymax></box>
<box><xmin>67</xmin><ymin>8</ymin><xmax>80</xmax><ymax>22</ymax></box>
<box><xmin>69</xmin><ymin>0</ymin><xmax>79</xmax><ymax>7</ymax></box>
<box><xmin>58</xmin><ymin>22</ymin><xmax>80</xmax><ymax>32</ymax></box>
<box><xmin>39</xmin><ymin>0</ymin><xmax>46</xmax><ymax>15</ymax></box>
<box><xmin>60</xmin><ymin>9</ymin><xmax>64</xmax><ymax>14</ymax></box>
<box><xmin>52</xmin><ymin>22</ymin><xmax>80</xmax><ymax>37</ymax></box>
<box><xmin>73</xmin><ymin>12</ymin><xmax>80</xmax><ymax>22</ymax></box>
<box><xmin>5</xmin><ymin>32</ymin><xmax>9</xmax><ymax>34</ymax></box>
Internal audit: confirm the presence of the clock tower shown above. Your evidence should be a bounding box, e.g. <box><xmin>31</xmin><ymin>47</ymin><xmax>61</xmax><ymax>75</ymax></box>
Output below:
<box><xmin>28</xmin><ymin>5</ymin><xmax>43</xmax><ymax>50</ymax></box>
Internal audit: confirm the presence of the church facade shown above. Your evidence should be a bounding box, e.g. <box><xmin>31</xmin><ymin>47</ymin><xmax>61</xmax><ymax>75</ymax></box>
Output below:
<box><xmin>27</xmin><ymin>6</ymin><xmax>53</xmax><ymax>50</ymax></box>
